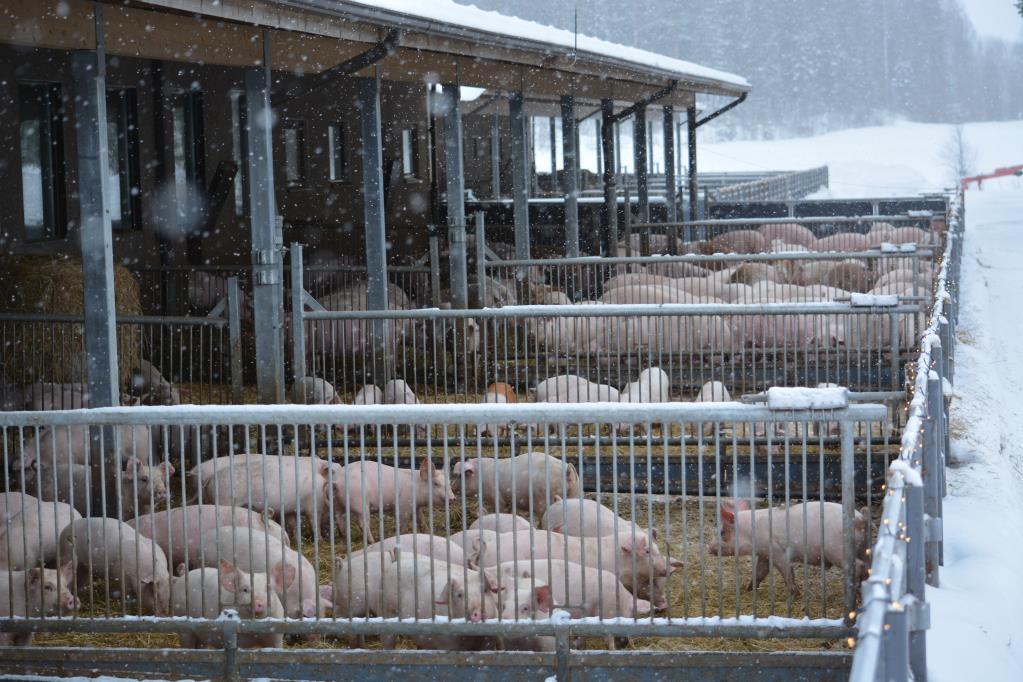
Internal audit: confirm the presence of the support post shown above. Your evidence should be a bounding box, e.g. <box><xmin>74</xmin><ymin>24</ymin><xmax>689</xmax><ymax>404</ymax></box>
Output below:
<box><xmin>227</xmin><ymin>277</ymin><xmax>244</xmax><ymax>405</ymax></box>
<box><xmin>441</xmin><ymin>84</ymin><xmax>468</xmax><ymax>309</ymax></box>
<box><xmin>358</xmin><ymin>72</ymin><xmax>390</xmax><ymax>386</ymax></box>
<box><xmin>905</xmin><ymin>479</ymin><xmax>929</xmax><ymax>681</ymax></box>
<box><xmin>687</xmin><ymin>105</ymin><xmax>699</xmax><ymax>222</ymax></box>
<box><xmin>429</xmin><ymin>230</ymin><xmax>441</xmax><ymax>308</ymax></box>
<box><xmin>600</xmin><ymin>98</ymin><xmax>617</xmax><ymax>256</ymax></box>
<box><xmin>595</xmin><ymin>117</ymin><xmax>603</xmax><ymax>176</ymax></box>
<box><xmin>245</xmin><ymin>33</ymin><xmax>285</xmax><ymax>403</ymax></box>
<box><xmin>489</xmin><ymin>114</ymin><xmax>500</xmax><ymax>199</ymax></box>
<box><xmin>663</xmin><ymin>105</ymin><xmax>678</xmax><ymax>253</ymax></box>
<box><xmin>288</xmin><ymin>247</ymin><xmax>306</xmax><ymax>402</ymax></box>
<box><xmin>509</xmin><ymin>92</ymin><xmax>530</xmax><ymax>260</ymax></box>
<box><xmin>548</xmin><ymin>116</ymin><xmax>558</xmax><ymax>194</ymax></box>
<box><xmin>633</xmin><ymin>107</ymin><xmax>649</xmax><ymax>226</ymax></box>
<box><xmin>561</xmin><ymin>95</ymin><xmax>579</xmax><ymax>258</ymax></box>
<box><xmin>883</xmin><ymin>607</ymin><xmax>910</xmax><ymax>682</ymax></box>
<box><xmin>924</xmin><ymin>343</ymin><xmax>944</xmax><ymax>585</ymax></box>
<box><xmin>73</xmin><ymin>7</ymin><xmax>118</xmax><ymax>409</ymax></box>
<box><xmin>474</xmin><ymin>211</ymin><xmax>487</xmax><ymax>307</ymax></box>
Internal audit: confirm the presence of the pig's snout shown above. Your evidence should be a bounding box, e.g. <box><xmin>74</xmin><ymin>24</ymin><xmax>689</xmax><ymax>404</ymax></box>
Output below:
<box><xmin>469</xmin><ymin>607</ymin><xmax>483</xmax><ymax>623</ymax></box>
<box><xmin>253</xmin><ymin>599</ymin><xmax>268</xmax><ymax>617</ymax></box>
<box><xmin>653</xmin><ymin>597</ymin><xmax>668</xmax><ymax>612</ymax></box>
<box><xmin>65</xmin><ymin>594</ymin><xmax>80</xmax><ymax>611</ymax></box>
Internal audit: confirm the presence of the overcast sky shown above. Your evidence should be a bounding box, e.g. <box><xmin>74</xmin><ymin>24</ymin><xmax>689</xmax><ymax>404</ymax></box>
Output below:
<box><xmin>957</xmin><ymin>0</ymin><xmax>1023</xmax><ymax>42</ymax></box>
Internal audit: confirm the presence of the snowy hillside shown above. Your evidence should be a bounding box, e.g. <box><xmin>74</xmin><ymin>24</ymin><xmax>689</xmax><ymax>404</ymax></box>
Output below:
<box><xmin>700</xmin><ymin>119</ymin><xmax>1023</xmax><ymax>197</ymax></box>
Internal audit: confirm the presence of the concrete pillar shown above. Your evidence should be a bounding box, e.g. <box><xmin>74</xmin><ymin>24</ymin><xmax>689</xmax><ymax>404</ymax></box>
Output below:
<box><xmin>73</xmin><ymin>7</ymin><xmax>118</xmax><ymax>408</ymax></box>
<box><xmin>561</xmin><ymin>96</ymin><xmax>579</xmax><ymax>258</ymax></box>
<box><xmin>245</xmin><ymin>33</ymin><xmax>284</xmax><ymax>403</ymax></box>
<box><xmin>441</xmin><ymin>84</ymin><xmax>468</xmax><ymax>309</ymax></box>
<box><xmin>509</xmin><ymin>92</ymin><xmax>530</xmax><ymax>260</ymax></box>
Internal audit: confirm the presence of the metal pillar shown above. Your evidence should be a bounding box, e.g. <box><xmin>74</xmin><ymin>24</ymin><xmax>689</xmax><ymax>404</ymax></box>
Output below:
<box><xmin>595</xmin><ymin>118</ymin><xmax>603</xmax><ymax>176</ymax></box>
<box><xmin>358</xmin><ymin>75</ymin><xmax>388</xmax><ymax>314</ymax></box>
<box><xmin>561</xmin><ymin>95</ymin><xmax>579</xmax><ymax>258</ymax></box>
<box><xmin>441</xmin><ymin>84</ymin><xmax>468</xmax><ymax>309</ymax></box>
<box><xmin>600</xmin><ymin>99</ymin><xmax>617</xmax><ymax>256</ymax></box>
<box><xmin>633</xmin><ymin>107</ymin><xmax>649</xmax><ymax>225</ymax></box>
<box><xmin>509</xmin><ymin>91</ymin><xmax>530</xmax><ymax>260</ymax></box>
<box><xmin>663</xmin><ymin>106</ymin><xmax>677</xmax><ymax>224</ymax></box>
<box><xmin>687</xmin><ymin>105</ymin><xmax>699</xmax><ymax>222</ymax></box>
<box><xmin>245</xmin><ymin>33</ymin><xmax>284</xmax><ymax>404</ymax></box>
<box><xmin>489</xmin><ymin>114</ymin><xmax>500</xmax><ymax>199</ymax></box>
<box><xmin>548</xmin><ymin>116</ymin><xmax>558</xmax><ymax>193</ymax></box>
<box><xmin>72</xmin><ymin>7</ymin><xmax>119</xmax><ymax>409</ymax></box>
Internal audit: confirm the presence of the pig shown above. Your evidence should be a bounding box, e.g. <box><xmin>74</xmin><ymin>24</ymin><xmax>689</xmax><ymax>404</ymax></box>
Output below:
<box><xmin>528</xmin><ymin>313</ymin><xmax>606</xmax><ymax>355</ymax></box>
<box><xmin>706</xmin><ymin>230</ymin><xmax>768</xmax><ymax>255</ymax></box>
<box><xmin>0</xmin><ymin>493</ymin><xmax>81</xmax><ymax>566</ymax></box>
<box><xmin>480</xmin><ymin>382</ymin><xmax>518</xmax><ymax>439</ymax></box>
<box><xmin>128</xmin><ymin>359</ymin><xmax>182</xmax><ymax>407</ymax></box>
<box><xmin>469</xmin><ymin>513</ymin><xmax>533</xmax><ymax>534</ymax></box>
<box><xmin>705</xmin><ymin>500</ymin><xmax>871</xmax><ymax>595</ymax></box>
<box><xmin>816</xmin><ymin>233</ymin><xmax>871</xmax><ymax>253</ymax></box>
<box><xmin>450</xmin><ymin>452</ymin><xmax>581</xmax><ymax>519</ymax></box>
<box><xmin>15</xmin><ymin>424</ymin><xmax>154</xmax><ymax>471</ymax></box>
<box><xmin>533</xmin><ymin>375</ymin><xmax>620</xmax><ymax>421</ymax></box>
<box><xmin>361</xmin><ymin>534</ymin><xmax>467</xmax><ymax>567</ymax></box>
<box><xmin>293</xmin><ymin>376</ymin><xmax>344</xmax><ymax>405</ymax></box>
<box><xmin>379</xmin><ymin>551</ymin><xmax>499</xmax><ymax>651</ymax></box>
<box><xmin>22</xmin><ymin>382</ymin><xmax>91</xmax><ymax>410</ymax></box>
<box><xmin>690</xmin><ymin>380</ymin><xmax>732</xmax><ymax>438</ymax></box>
<box><xmin>758</xmin><ymin>222</ymin><xmax>818</xmax><ymax>250</ymax></box>
<box><xmin>202</xmin><ymin>459</ymin><xmax>328</xmax><ymax>540</ymax></box>
<box><xmin>887</xmin><ymin>226</ymin><xmax>935</xmax><ymax>246</ymax></box>
<box><xmin>330</xmin><ymin>459</ymin><xmax>454</xmax><ymax>544</ymax></box>
<box><xmin>822</xmin><ymin>261</ymin><xmax>873</xmax><ymax>293</ymax></box>
<box><xmin>448</xmin><ymin>528</ymin><xmax>498</xmax><ymax>568</ymax></box>
<box><xmin>617</xmin><ymin>367</ymin><xmax>671</xmax><ymax>434</ymax></box>
<box><xmin>171</xmin><ymin>561</ymin><xmax>292</xmax><ymax>649</ymax></box>
<box><xmin>490</xmin><ymin>559</ymin><xmax>651</xmax><ymax>620</ymax></box>
<box><xmin>353</xmin><ymin>384</ymin><xmax>385</xmax><ymax>406</ymax></box>
<box><xmin>478</xmin><ymin>530</ymin><xmax>675</xmax><ymax>605</ymax></box>
<box><xmin>728</xmin><ymin>263</ymin><xmax>782</xmax><ymax>285</ymax></box>
<box><xmin>383</xmin><ymin>379</ymin><xmax>428</xmax><ymax>439</ymax></box>
<box><xmin>129</xmin><ymin>504</ymin><xmax>290</xmax><ymax>569</ymax></box>
<box><xmin>187</xmin><ymin>454</ymin><xmax>337</xmax><ymax>499</ymax></box>
<box><xmin>58</xmin><ymin>517</ymin><xmax>171</xmax><ymax>615</ymax></box>
<box><xmin>331</xmin><ymin>549</ymin><xmax>393</xmax><ymax>620</ymax></box>
<box><xmin>490</xmin><ymin>578</ymin><xmax>554</xmax><ymax>652</ymax></box>
<box><xmin>0</xmin><ymin>512</ymin><xmax>42</xmax><ymax>570</ymax></box>
<box><xmin>0</xmin><ymin>563</ymin><xmax>78</xmax><ymax>645</ymax></box>
<box><xmin>19</xmin><ymin>457</ymin><xmax>170</xmax><ymax>519</ymax></box>
<box><xmin>195</xmin><ymin>526</ymin><xmax>327</xmax><ymax>619</ymax></box>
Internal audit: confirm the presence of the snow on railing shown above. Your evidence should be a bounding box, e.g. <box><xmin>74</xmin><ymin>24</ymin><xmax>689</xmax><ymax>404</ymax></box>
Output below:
<box><xmin>849</xmin><ymin>194</ymin><xmax>961</xmax><ymax>682</ymax></box>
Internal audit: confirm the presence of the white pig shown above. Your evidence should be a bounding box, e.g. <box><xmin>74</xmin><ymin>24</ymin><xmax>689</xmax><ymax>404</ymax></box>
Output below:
<box><xmin>450</xmin><ymin>452</ymin><xmax>581</xmax><ymax>519</ymax></box>
<box><xmin>469</xmin><ymin>513</ymin><xmax>533</xmax><ymax>534</ymax></box>
<box><xmin>0</xmin><ymin>564</ymin><xmax>78</xmax><ymax>645</ymax></box>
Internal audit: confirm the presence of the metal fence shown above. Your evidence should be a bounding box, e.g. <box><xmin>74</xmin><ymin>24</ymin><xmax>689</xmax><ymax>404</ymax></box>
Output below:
<box><xmin>0</xmin><ymin>282</ymin><xmax>243</xmax><ymax>408</ymax></box>
<box><xmin>848</xmin><ymin>195</ymin><xmax>962</xmax><ymax>681</ymax></box>
<box><xmin>0</xmin><ymin>397</ymin><xmax>885</xmax><ymax>679</ymax></box>
<box><xmin>706</xmin><ymin>166</ymin><xmax>830</xmax><ymax>203</ymax></box>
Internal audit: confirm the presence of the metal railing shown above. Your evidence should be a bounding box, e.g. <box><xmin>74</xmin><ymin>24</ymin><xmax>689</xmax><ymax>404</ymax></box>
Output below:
<box><xmin>0</xmin><ymin>398</ymin><xmax>885</xmax><ymax>679</ymax></box>
<box><xmin>849</xmin><ymin>195</ymin><xmax>962</xmax><ymax>681</ymax></box>
<box><xmin>706</xmin><ymin>166</ymin><xmax>830</xmax><ymax>203</ymax></box>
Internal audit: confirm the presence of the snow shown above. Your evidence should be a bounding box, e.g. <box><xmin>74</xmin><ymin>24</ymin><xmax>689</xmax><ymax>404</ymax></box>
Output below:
<box><xmin>345</xmin><ymin>1</ymin><xmax>748</xmax><ymax>89</ymax></box>
<box><xmin>699</xmin><ymin>119</ymin><xmax>1023</xmax><ymax>198</ymax></box>
<box><xmin>889</xmin><ymin>459</ymin><xmax>923</xmax><ymax>488</ymax></box>
<box><xmin>850</xmin><ymin>293</ymin><xmax>899</xmax><ymax>307</ymax></box>
<box><xmin>766</xmin><ymin>386</ymin><xmax>848</xmax><ymax>410</ymax></box>
<box><xmin>926</xmin><ymin>181</ymin><xmax>1023</xmax><ymax>682</ymax></box>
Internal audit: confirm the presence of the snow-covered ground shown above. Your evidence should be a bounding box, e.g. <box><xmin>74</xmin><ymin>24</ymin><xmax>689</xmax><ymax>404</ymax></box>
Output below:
<box><xmin>926</xmin><ymin>180</ymin><xmax>1023</xmax><ymax>682</ymax></box>
<box><xmin>700</xmin><ymin>119</ymin><xmax>1023</xmax><ymax>198</ymax></box>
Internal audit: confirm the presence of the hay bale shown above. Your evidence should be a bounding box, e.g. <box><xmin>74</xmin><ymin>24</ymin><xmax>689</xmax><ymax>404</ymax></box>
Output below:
<box><xmin>0</xmin><ymin>255</ymin><xmax>142</xmax><ymax>388</ymax></box>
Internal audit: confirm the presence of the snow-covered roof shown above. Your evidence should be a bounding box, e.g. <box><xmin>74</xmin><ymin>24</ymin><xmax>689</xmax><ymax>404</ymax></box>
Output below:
<box><xmin>297</xmin><ymin>0</ymin><xmax>750</xmax><ymax>96</ymax></box>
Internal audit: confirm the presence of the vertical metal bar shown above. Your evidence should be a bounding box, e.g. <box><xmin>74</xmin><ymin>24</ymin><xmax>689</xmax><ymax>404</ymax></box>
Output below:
<box><xmin>509</xmin><ymin>91</ymin><xmax>530</xmax><ymax>260</ymax></box>
<box><xmin>906</xmin><ymin>480</ymin><xmax>928</xmax><ymax>680</ymax></box>
<box><xmin>358</xmin><ymin>72</ymin><xmax>388</xmax><ymax>385</ymax></box>
<box><xmin>73</xmin><ymin>6</ymin><xmax>118</xmax><ymax>409</ymax></box>
<box><xmin>227</xmin><ymin>276</ymin><xmax>244</xmax><ymax>405</ymax></box>
<box><xmin>561</xmin><ymin>95</ymin><xmax>579</xmax><ymax>258</ymax></box>
<box><xmin>489</xmin><ymin>113</ymin><xmax>501</xmax><ymax>199</ymax></box>
<box><xmin>883</xmin><ymin>607</ymin><xmax>910</xmax><ymax>682</ymax></box>
<box><xmin>474</xmin><ymin>211</ymin><xmax>486</xmax><ymax>306</ymax></box>
<box><xmin>840</xmin><ymin>418</ymin><xmax>856</xmax><ymax>622</ymax></box>
<box><xmin>429</xmin><ymin>231</ymin><xmax>441</xmax><ymax>308</ymax></box>
<box><xmin>441</xmin><ymin>84</ymin><xmax>469</xmax><ymax>310</ymax></box>
<box><xmin>687</xmin><ymin>105</ymin><xmax>699</xmax><ymax>222</ymax></box>
<box><xmin>663</xmin><ymin>105</ymin><xmax>677</xmax><ymax>254</ymax></box>
<box><xmin>245</xmin><ymin>32</ymin><xmax>284</xmax><ymax>403</ymax></box>
<box><xmin>288</xmin><ymin>247</ymin><xmax>306</xmax><ymax>401</ymax></box>
<box><xmin>600</xmin><ymin>99</ymin><xmax>617</xmax><ymax>256</ymax></box>
<box><xmin>548</xmin><ymin>115</ymin><xmax>558</xmax><ymax>193</ymax></box>
<box><xmin>633</xmin><ymin>107</ymin><xmax>649</xmax><ymax>226</ymax></box>
<box><xmin>924</xmin><ymin>355</ymin><xmax>943</xmax><ymax>586</ymax></box>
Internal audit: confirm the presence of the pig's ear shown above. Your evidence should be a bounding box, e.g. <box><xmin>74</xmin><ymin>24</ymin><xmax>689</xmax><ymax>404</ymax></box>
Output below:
<box><xmin>28</xmin><ymin>568</ymin><xmax>43</xmax><ymax>585</ymax></box>
<box><xmin>265</xmin><ymin>507</ymin><xmax>277</xmax><ymax>520</ymax></box>
<box><xmin>550</xmin><ymin>524</ymin><xmax>564</xmax><ymax>534</ymax></box>
<box><xmin>535</xmin><ymin>585</ymin><xmax>553</xmax><ymax>612</ymax></box>
<box><xmin>162</xmin><ymin>462</ymin><xmax>176</xmax><ymax>477</ymax></box>
<box><xmin>436</xmin><ymin>579</ymin><xmax>458</xmax><ymax>606</ymax></box>
<box><xmin>669</xmin><ymin>558</ymin><xmax>684</xmax><ymax>573</ymax></box>
<box><xmin>720</xmin><ymin>507</ymin><xmax>735</xmax><ymax>526</ymax></box>
<box><xmin>271</xmin><ymin>562</ymin><xmax>297</xmax><ymax>592</ymax></box>
<box><xmin>721</xmin><ymin>499</ymin><xmax>734</xmax><ymax>514</ymax></box>
<box><xmin>733</xmin><ymin>498</ymin><xmax>752</xmax><ymax>512</ymax></box>
<box><xmin>219</xmin><ymin>562</ymin><xmax>239</xmax><ymax>592</ymax></box>
<box><xmin>419</xmin><ymin>458</ymin><xmax>434</xmax><ymax>480</ymax></box>
<box><xmin>461</xmin><ymin>461</ymin><xmax>476</xmax><ymax>477</ymax></box>
<box><xmin>333</xmin><ymin>556</ymin><xmax>344</xmax><ymax>570</ymax></box>
<box><xmin>176</xmin><ymin>563</ymin><xmax>187</xmax><ymax>577</ymax></box>
<box><xmin>482</xmin><ymin>571</ymin><xmax>500</xmax><ymax>594</ymax></box>
<box><xmin>59</xmin><ymin>562</ymin><xmax>75</xmax><ymax>586</ymax></box>
<box><xmin>650</xmin><ymin>527</ymin><xmax>659</xmax><ymax>541</ymax></box>
<box><xmin>319</xmin><ymin>585</ymin><xmax>333</xmax><ymax>604</ymax></box>
<box><xmin>124</xmin><ymin>457</ymin><xmax>143</xmax><ymax>473</ymax></box>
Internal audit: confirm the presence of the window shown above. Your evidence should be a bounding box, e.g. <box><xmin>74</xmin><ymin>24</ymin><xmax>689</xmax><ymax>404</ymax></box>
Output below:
<box><xmin>106</xmin><ymin>89</ymin><xmax>142</xmax><ymax>232</ymax></box>
<box><xmin>401</xmin><ymin>127</ymin><xmax>419</xmax><ymax>177</ymax></box>
<box><xmin>230</xmin><ymin>91</ymin><xmax>249</xmax><ymax>216</ymax></box>
<box><xmin>284</xmin><ymin>122</ymin><xmax>306</xmax><ymax>187</ymax></box>
<box><xmin>172</xmin><ymin>91</ymin><xmax>206</xmax><ymax>222</ymax></box>
<box><xmin>19</xmin><ymin>82</ymin><xmax>67</xmax><ymax>240</ymax></box>
<box><xmin>327</xmin><ymin>123</ymin><xmax>346</xmax><ymax>182</ymax></box>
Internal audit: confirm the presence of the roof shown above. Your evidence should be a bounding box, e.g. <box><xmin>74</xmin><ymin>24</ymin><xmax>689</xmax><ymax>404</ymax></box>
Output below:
<box><xmin>332</xmin><ymin>0</ymin><xmax>749</xmax><ymax>93</ymax></box>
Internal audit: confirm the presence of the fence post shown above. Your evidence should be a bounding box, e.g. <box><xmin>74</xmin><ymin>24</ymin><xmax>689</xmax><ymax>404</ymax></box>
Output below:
<box><xmin>227</xmin><ymin>277</ymin><xmax>244</xmax><ymax>405</ymax></box>
<box><xmin>429</xmin><ymin>230</ymin><xmax>442</xmax><ymax>308</ymax></box>
<box><xmin>922</xmin><ymin>344</ymin><xmax>943</xmax><ymax>586</ymax></box>
<box><xmin>622</xmin><ymin>180</ymin><xmax>633</xmax><ymax>256</ymax></box>
<box><xmin>474</xmin><ymin>212</ymin><xmax>486</xmax><ymax>308</ymax></box>
<box><xmin>883</xmin><ymin>606</ymin><xmax>910</xmax><ymax>682</ymax></box>
<box><xmin>221</xmin><ymin>611</ymin><xmax>240</xmax><ymax>682</ymax></box>
<box><xmin>289</xmin><ymin>244</ymin><xmax>306</xmax><ymax>403</ymax></box>
<box><xmin>840</xmin><ymin>418</ymin><xmax>857</xmax><ymax>622</ymax></box>
<box><xmin>905</xmin><ymin>473</ymin><xmax>928</xmax><ymax>681</ymax></box>
<box><xmin>889</xmin><ymin>311</ymin><xmax>901</xmax><ymax>391</ymax></box>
